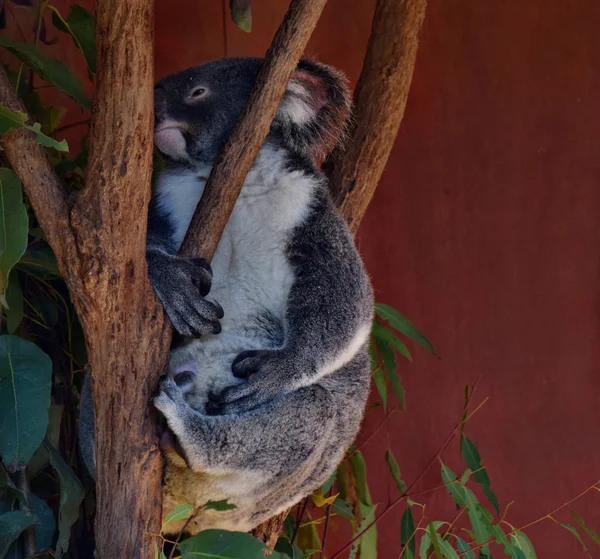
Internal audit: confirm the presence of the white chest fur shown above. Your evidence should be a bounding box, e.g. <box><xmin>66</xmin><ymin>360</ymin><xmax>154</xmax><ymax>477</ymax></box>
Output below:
<box><xmin>155</xmin><ymin>147</ymin><xmax>318</xmax><ymax>332</ymax></box>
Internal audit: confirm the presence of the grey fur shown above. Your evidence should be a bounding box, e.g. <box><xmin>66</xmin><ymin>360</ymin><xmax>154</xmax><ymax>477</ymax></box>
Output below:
<box><xmin>79</xmin><ymin>57</ymin><xmax>374</xmax><ymax>534</ymax></box>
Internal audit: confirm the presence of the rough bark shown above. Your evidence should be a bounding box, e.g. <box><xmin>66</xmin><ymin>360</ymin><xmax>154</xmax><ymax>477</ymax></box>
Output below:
<box><xmin>180</xmin><ymin>0</ymin><xmax>328</xmax><ymax>259</ymax></box>
<box><xmin>326</xmin><ymin>0</ymin><xmax>428</xmax><ymax>233</ymax></box>
<box><xmin>0</xmin><ymin>0</ymin><xmax>163</xmax><ymax>556</ymax></box>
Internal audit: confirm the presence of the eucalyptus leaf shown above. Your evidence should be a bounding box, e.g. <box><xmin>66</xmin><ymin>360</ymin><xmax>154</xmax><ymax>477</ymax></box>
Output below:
<box><xmin>375</xmin><ymin>303</ymin><xmax>437</xmax><ymax>356</ymax></box>
<box><xmin>372</xmin><ymin>367</ymin><xmax>388</xmax><ymax>411</ymax></box>
<box><xmin>571</xmin><ymin>510</ymin><xmax>600</xmax><ymax>546</ymax></box>
<box><xmin>229</xmin><ymin>0</ymin><xmax>252</xmax><ymax>32</ymax></box>
<box><xmin>466</xmin><ymin>504</ymin><xmax>490</xmax><ymax>544</ymax></box>
<box><xmin>559</xmin><ymin>522</ymin><xmax>587</xmax><ymax>552</ymax></box>
<box><xmin>511</xmin><ymin>531</ymin><xmax>536</xmax><ymax>558</ymax></box>
<box><xmin>0</xmin><ymin>510</ymin><xmax>36</xmax><ymax>557</ymax></box>
<box><xmin>42</xmin><ymin>441</ymin><xmax>84</xmax><ymax>558</ymax></box>
<box><xmin>17</xmin><ymin>244</ymin><xmax>60</xmax><ymax>278</ymax></box>
<box><xmin>372</xmin><ymin>321</ymin><xmax>412</xmax><ymax>361</ymax></box>
<box><xmin>0</xmin><ymin>168</ymin><xmax>28</xmax><ymax>305</ymax></box>
<box><xmin>331</xmin><ymin>496</ymin><xmax>354</xmax><ymax>520</ymax></box>
<box><xmin>30</xmin><ymin>494</ymin><xmax>55</xmax><ymax>552</ymax></box>
<box><xmin>0</xmin><ymin>37</ymin><xmax>91</xmax><ymax>107</ymax></box>
<box><xmin>461</xmin><ymin>436</ymin><xmax>499</xmax><ymax>515</ymax></box>
<box><xmin>204</xmin><ymin>499</ymin><xmax>237</xmax><ymax>511</ymax></box>
<box><xmin>0</xmin><ymin>335</ymin><xmax>52</xmax><ymax>472</ymax></box>
<box><xmin>0</xmin><ymin>104</ymin><xmax>68</xmax><ymax>151</ymax></box>
<box><xmin>400</xmin><ymin>508</ymin><xmax>416</xmax><ymax>557</ymax></box>
<box><xmin>441</xmin><ymin>463</ymin><xmax>469</xmax><ymax>507</ymax></box>
<box><xmin>178</xmin><ymin>530</ymin><xmax>273</xmax><ymax>559</ymax></box>
<box><xmin>419</xmin><ymin>531</ymin><xmax>431</xmax><ymax>559</ymax></box>
<box><xmin>349</xmin><ymin>450</ymin><xmax>371</xmax><ymax>506</ymax></box>
<box><xmin>456</xmin><ymin>537</ymin><xmax>475</xmax><ymax>559</ymax></box>
<box><xmin>386</xmin><ymin>450</ymin><xmax>407</xmax><ymax>494</ymax></box>
<box><xmin>439</xmin><ymin>540</ymin><xmax>460</xmax><ymax>559</ymax></box>
<box><xmin>358</xmin><ymin>503</ymin><xmax>377</xmax><ymax>559</ymax></box>
<box><xmin>162</xmin><ymin>503</ymin><xmax>193</xmax><ymax>528</ymax></box>
<box><xmin>50</xmin><ymin>5</ymin><xmax>96</xmax><ymax>77</ymax></box>
<box><xmin>4</xmin><ymin>273</ymin><xmax>23</xmax><ymax>333</ymax></box>
<box><xmin>428</xmin><ymin>522</ymin><xmax>443</xmax><ymax>558</ymax></box>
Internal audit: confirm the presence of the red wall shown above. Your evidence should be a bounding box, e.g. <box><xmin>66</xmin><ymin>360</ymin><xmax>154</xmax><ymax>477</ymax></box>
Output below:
<box><xmin>46</xmin><ymin>0</ymin><xmax>600</xmax><ymax>556</ymax></box>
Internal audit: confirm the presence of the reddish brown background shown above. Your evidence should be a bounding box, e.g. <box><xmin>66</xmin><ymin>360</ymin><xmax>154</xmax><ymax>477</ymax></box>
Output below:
<box><xmin>23</xmin><ymin>0</ymin><xmax>600</xmax><ymax>556</ymax></box>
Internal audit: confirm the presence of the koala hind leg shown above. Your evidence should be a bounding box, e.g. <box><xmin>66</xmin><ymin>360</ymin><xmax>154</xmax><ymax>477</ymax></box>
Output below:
<box><xmin>155</xmin><ymin>378</ymin><xmax>336</xmax><ymax>482</ymax></box>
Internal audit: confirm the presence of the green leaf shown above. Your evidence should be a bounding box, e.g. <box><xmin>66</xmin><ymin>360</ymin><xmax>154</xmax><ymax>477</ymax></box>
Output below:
<box><xmin>440</xmin><ymin>463</ymin><xmax>469</xmax><ymax>507</ymax></box>
<box><xmin>0</xmin><ymin>37</ymin><xmax>91</xmax><ymax>107</ymax></box>
<box><xmin>349</xmin><ymin>450</ymin><xmax>372</xmax><ymax>506</ymax></box>
<box><xmin>571</xmin><ymin>510</ymin><xmax>600</xmax><ymax>546</ymax></box>
<box><xmin>4</xmin><ymin>273</ymin><xmax>23</xmax><ymax>334</ymax></box>
<box><xmin>321</xmin><ymin>470</ymin><xmax>336</xmax><ymax>494</ymax></box>
<box><xmin>386</xmin><ymin>450</ymin><xmax>407</xmax><ymax>494</ymax></box>
<box><xmin>27</xmin><ymin>404</ymin><xmax>64</xmax><ymax>478</ymax></box>
<box><xmin>178</xmin><ymin>529</ymin><xmax>272</xmax><ymax>559</ymax></box>
<box><xmin>456</xmin><ymin>537</ymin><xmax>475</xmax><ymax>559</ymax></box>
<box><xmin>372</xmin><ymin>321</ymin><xmax>412</xmax><ymax>361</ymax></box>
<box><xmin>461</xmin><ymin>437</ymin><xmax>499</xmax><ymax>515</ymax></box>
<box><xmin>50</xmin><ymin>5</ymin><xmax>96</xmax><ymax>76</ymax></box>
<box><xmin>358</xmin><ymin>503</ymin><xmax>377</xmax><ymax>559</ymax></box>
<box><xmin>375</xmin><ymin>337</ymin><xmax>406</xmax><ymax>409</ymax></box>
<box><xmin>375</xmin><ymin>303</ymin><xmax>437</xmax><ymax>356</ymax></box>
<box><xmin>466</xmin><ymin>504</ymin><xmax>490</xmax><ymax>544</ymax></box>
<box><xmin>0</xmin><ymin>335</ymin><xmax>52</xmax><ymax>471</ymax></box>
<box><xmin>17</xmin><ymin>244</ymin><xmax>61</xmax><ymax>279</ymax></box>
<box><xmin>0</xmin><ymin>463</ymin><xmax>24</xmax><ymax>503</ymax></box>
<box><xmin>511</xmin><ymin>531</ymin><xmax>536</xmax><ymax>558</ymax></box>
<box><xmin>372</xmin><ymin>366</ymin><xmax>388</xmax><ymax>411</ymax></box>
<box><xmin>204</xmin><ymin>499</ymin><xmax>237</xmax><ymax>511</ymax></box>
<box><xmin>297</xmin><ymin>512</ymin><xmax>322</xmax><ymax>558</ymax></box>
<box><xmin>160</xmin><ymin>552</ymin><xmax>168</xmax><ymax>559</ymax></box>
<box><xmin>559</xmin><ymin>523</ymin><xmax>588</xmax><ymax>552</ymax></box>
<box><xmin>419</xmin><ymin>531</ymin><xmax>431</xmax><ymax>559</ymax></box>
<box><xmin>439</xmin><ymin>540</ymin><xmax>460</xmax><ymax>559</ymax></box>
<box><xmin>275</xmin><ymin>536</ymin><xmax>305</xmax><ymax>559</ymax></box>
<box><xmin>0</xmin><ymin>104</ymin><xmax>68</xmax><ymax>151</ymax></box>
<box><xmin>42</xmin><ymin>441</ymin><xmax>84</xmax><ymax>558</ymax></box>
<box><xmin>229</xmin><ymin>0</ymin><xmax>252</xmax><ymax>32</ymax></box>
<box><xmin>489</xmin><ymin>525</ymin><xmax>515</xmax><ymax>556</ymax></box>
<box><xmin>331</xmin><ymin>496</ymin><xmax>354</xmax><ymax>520</ymax></box>
<box><xmin>0</xmin><ymin>510</ymin><xmax>36</xmax><ymax>557</ymax></box>
<box><xmin>0</xmin><ymin>168</ymin><xmax>28</xmax><ymax>305</ymax></box>
<box><xmin>428</xmin><ymin>522</ymin><xmax>443</xmax><ymax>558</ymax></box>
<box><xmin>400</xmin><ymin>508</ymin><xmax>416</xmax><ymax>557</ymax></box>
<box><xmin>30</xmin><ymin>494</ymin><xmax>55</xmax><ymax>552</ymax></box>
<box><xmin>163</xmin><ymin>503</ymin><xmax>194</xmax><ymax>528</ymax></box>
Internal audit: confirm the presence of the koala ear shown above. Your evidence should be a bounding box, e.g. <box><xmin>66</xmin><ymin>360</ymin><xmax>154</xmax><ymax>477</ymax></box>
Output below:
<box><xmin>275</xmin><ymin>59</ymin><xmax>352</xmax><ymax>163</ymax></box>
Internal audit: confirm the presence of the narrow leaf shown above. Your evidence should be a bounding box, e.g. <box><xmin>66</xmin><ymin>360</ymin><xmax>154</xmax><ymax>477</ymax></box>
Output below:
<box><xmin>163</xmin><ymin>503</ymin><xmax>194</xmax><ymax>527</ymax></box>
<box><xmin>178</xmin><ymin>529</ymin><xmax>271</xmax><ymax>559</ymax></box>
<box><xmin>571</xmin><ymin>510</ymin><xmax>600</xmax><ymax>546</ymax></box>
<box><xmin>229</xmin><ymin>0</ymin><xmax>252</xmax><ymax>32</ymax></box>
<box><xmin>466</xmin><ymin>504</ymin><xmax>490</xmax><ymax>544</ymax></box>
<box><xmin>456</xmin><ymin>537</ymin><xmax>475</xmax><ymax>559</ymax></box>
<box><xmin>372</xmin><ymin>321</ymin><xmax>412</xmax><ymax>361</ymax></box>
<box><xmin>0</xmin><ymin>335</ymin><xmax>52</xmax><ymax>471</ymax></box>
<box><xmin>312</xmin><ymin>489</ymin><xmax>338</xmax><ymax>507</ymax></box>
<box><xmin>400</xmin><ymin>508</ymin><xmax>416</xmax><ymax>557</ymax></box>
<box><xmin>30</xmin><ymin>494</ymin><xmax>56</xmax><ymax>552</ymax></box>
<box><xmin>43</xmin><ymin>441</ymin><xmax>84</xmax><ymax>558</ymax></box>
<box><xmin>559</xmin><ymin>522</ymin><xmax>588</xmax><ymax>552</ymax></box>
<box><xmin>439</xmin><ymin>540</ymin><xmax>460</xmax><ymax>559</ymax></box>
<box><xmin>511</xmin><ymin>531</ymin><xmax>537</xmax><ymax>558</ymax></box>
<box><xmin>0</xmin><ymin>103</ymin><xmax>68</xmax><ymax>151</ymax></box>
<box><xmin>204</xmin><ymin>499</ymin><xmax>237</xmax><ymax>511</ymax></box>
<box><xmin>441</xmin><ymin>463</ymin><xmax>469</xmax><ymax>507</ymax></box>
<box><xmin>0</xmin><ymin>37</ymin><xmax>91</xmax><ymax>107</ymax></box>
<box><xmin>358</xmin><ymin>503</ymin><xmax>377</xmax><ymax>559</ymax></box>
<box><xmin>0</xmin><ymin>168</ymin><xmax>28</xmax><ymax>303</ymax></box>
<box><xmin>419</xmin><ymin>531</ymin><xmax>431</xmax><ymax>559</ymax></box>
<box><xmin>331</xmin><ymin>496</ymin><xmax>354</xmax><ymax>520</ymax></box>
<box><xmin>349</xmin><ymin>450</ymin><xmax>372</xmax><ymax>505</ymax></box>
<box><xmin>0</xmin><ymin>510</ymin><xmax>36</xmax><ymax>557</ymax></box>
<box><xmin>386</xmin><ymin>450</ymin><xmax>407</xmax><ymax>493</ymax></box>
<box><xmin>461</xmin><ymin>436</ymin><xmax>499</xmax><ymax>515</ymax></box>
<box><xmin>428</xmin><ymin>522</ymin><xmax>443</xmax><ymax>558</ymax></box>
<box><xmin>50</xmin><ymin>5</ymin><xmax>96</xmax><ymax>75</ymax></box>
<box><xmin>372</xmin><ymin>366</ymin><xmax>388</xmax><ymax>411</ymax></box>
<box><xmin>375</xmin><ymin>303</ymin><xmax>437</xmax><ymax>356</ymax></box>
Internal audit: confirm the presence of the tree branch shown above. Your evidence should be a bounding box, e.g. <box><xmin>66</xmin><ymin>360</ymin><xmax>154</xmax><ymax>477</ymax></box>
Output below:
<box><xmin>0</xmin><ymin>66</ymin><xmax>72</xmax><ymax>273</ymax></box>
<box><xmin>179</xmin><ymin>0</ymin><xmax>328</xmax><ymax>260</ymax></box>
<box><xmin>327</xmin><ymin>0</ymin><xmax>428</xmax><ymax>233</ymax></box>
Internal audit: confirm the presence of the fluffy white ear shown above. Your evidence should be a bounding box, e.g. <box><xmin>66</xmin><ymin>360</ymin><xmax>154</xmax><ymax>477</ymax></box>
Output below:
<box><xmin>278</xmin><ymin>69</ymin><xmax>329</xmax><ymax>125</ymax></box>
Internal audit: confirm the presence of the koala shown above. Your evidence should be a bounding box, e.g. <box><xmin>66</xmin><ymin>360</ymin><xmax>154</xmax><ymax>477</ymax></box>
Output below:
<box><xmin>79</xmin><ymin>57</ymin><xmax>374</xmax><ymax>535</ymax></box>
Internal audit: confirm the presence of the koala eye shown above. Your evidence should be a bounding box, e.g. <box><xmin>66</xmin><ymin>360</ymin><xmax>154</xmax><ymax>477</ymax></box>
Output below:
<box><xmin>186</xmin><ymin>86</ymin><xmax>208</xmax><ymax>103</ymax></box>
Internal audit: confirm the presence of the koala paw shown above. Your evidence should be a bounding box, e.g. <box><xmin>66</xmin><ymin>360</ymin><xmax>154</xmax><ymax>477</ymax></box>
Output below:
<box><xmin>147</xmin><ymin>248</ymin><xmax>224</xmax><ymax>337</ymax></box>
<box><xmin>206</xmin><ymin>349</ymin><xmax>294</xmax><ymax>415</ymax></box>
<box><xmin>154</xmin><ymin>376</ymin><xmax>187</xmax><ymax>421</ymax></box>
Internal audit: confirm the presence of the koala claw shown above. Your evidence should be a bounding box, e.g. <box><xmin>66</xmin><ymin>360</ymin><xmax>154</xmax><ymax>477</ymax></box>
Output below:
<box><xmin>147</xmin><ymin>249</ymin><xmax>223</xmax><ymax>337</ymax></box>
<box><xmin>154</xmin><ymin>377</ymin><xmax>186</xmax><ymax>418</ymax></box>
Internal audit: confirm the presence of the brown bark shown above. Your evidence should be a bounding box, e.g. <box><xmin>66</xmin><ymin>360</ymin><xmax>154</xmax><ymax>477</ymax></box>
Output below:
<box><xmin>0</xmin><ymin>0</ymin><xmax>164</xmax><ymax>557</ymax></box>
<box><xmin>180</xmin><ymin>0</ymin><xmax>327</xmax><ymax>259</ymax></box>
<box><xmin>327</xmin><ymin>0</ymin><xmax>428</xmax><ymax>233</ymax></box>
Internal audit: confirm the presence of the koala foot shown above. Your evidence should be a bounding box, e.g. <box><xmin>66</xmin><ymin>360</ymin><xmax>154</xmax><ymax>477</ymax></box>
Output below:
<box><xmin>147</xmin><ymin>248</ymin><xmax>224</xmax><ymax>337</ymax></box>
<box><xmin>206</xmin><ymin>349</ymin><xmax>296</xmax><ymax>415</ymax></box>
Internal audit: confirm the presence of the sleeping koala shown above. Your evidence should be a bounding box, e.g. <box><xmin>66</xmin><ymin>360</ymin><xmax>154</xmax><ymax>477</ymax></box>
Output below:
<box><xmin>79</xmin><ymin>57</ymin><xmax>374</xmax><ymax>534</ymax></box>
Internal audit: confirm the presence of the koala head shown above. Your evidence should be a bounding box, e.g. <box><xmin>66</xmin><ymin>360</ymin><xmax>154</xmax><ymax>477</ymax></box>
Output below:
<box><xmin>154</xmin><ymin>57</ymin><xmax>351</xmax><ymax>167</ymax></box>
